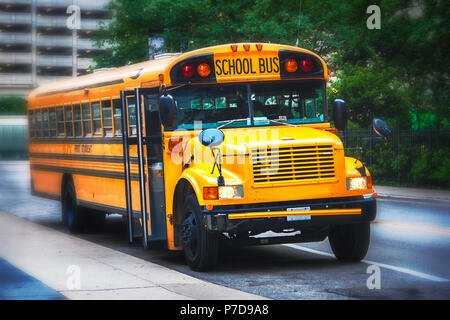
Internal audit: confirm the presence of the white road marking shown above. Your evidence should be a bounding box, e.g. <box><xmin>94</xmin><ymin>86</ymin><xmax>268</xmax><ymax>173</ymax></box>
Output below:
<box><xmin>283</xmin><ymin>244</ymin><xmax>449</xmax><ymax>282</ymax></box>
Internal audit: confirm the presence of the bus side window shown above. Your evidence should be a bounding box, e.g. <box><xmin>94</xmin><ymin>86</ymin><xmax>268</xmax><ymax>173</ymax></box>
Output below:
<box><xmin>36</xmin><ymin>109</ymin><xmax>42</xmax><ymax>137</ymax></box>
<box><xmin>82</xmin><ymin>103</ymin><xmax>92</xmax><ymax>136</ymax></box>
<box><xmin>56</xmin><ymin>107</ymin><xmax>64</xmax><ymax>136</ymax></box>
<box><xmin>73</xmin><ymin>104</ymin><xmax>82</xmax><ymax>137</ymax></box>
<box><xmin>102</xmin><ymin>99</ymin><xmax>113</xmax><ymax>137</ymax></box>
<box><xmin>42</xmin><ymin>109</ymin><xmax>49</xmax><ymax>137</ymax></box>
<box><xmin>92</xmin><ymin>102</ymin><xmax>102</xmax><ymax>135</ymax></box>
<box><xmin>49</xmin><ymin>108</ymin><xmax>56</xmax><ymax>137</ymax></box>
<box><xmin>112</xmin><ymin>99</ymin><xmax>122</xmax><ymax>136</ymax></box>
<box><xmin>64</xmin><ymin>105</ymin><xmax>74</xmax><ymax>137</ymax></box>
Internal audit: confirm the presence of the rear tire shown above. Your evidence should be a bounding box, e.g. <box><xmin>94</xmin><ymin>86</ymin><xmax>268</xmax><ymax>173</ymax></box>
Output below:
<box><xmin>62</xmin><ymin>180</ymin><xmax>85</xmax><ymax>233</ymax></box>
<box><xmin>328</xmin><ymin>222</ymin><xmax>370</xmax><ymax>262</ymax></box>
<box><xmin>181</xmin><ymin>194</ymin><xmax>219</xmax><ymax>271</ymax></box>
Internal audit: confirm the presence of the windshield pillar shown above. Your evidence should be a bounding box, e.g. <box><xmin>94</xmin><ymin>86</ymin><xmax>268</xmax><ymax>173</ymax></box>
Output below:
<box><xmin>246</xmin><ymin>84</ymin><xmax>255</xmax><ymax>126</ymax></box>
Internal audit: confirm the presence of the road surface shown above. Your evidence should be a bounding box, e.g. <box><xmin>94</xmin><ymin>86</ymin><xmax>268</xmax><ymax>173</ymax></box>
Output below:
<box><xmin>0</xmin><ymin>161</ymin><xmax>449</xmax><ymax>299</ymax></box>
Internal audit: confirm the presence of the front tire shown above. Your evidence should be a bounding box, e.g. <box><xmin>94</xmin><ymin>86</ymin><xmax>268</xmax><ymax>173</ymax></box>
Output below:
<box><xmin>328</xmin><ymin>222</ymin><xmax>370</xmax><ymax>262</ymax></box>
<box><xmin>181</xmin><ymin>194</ymin><xmax>219</xmax><ymax>271</ymax></box>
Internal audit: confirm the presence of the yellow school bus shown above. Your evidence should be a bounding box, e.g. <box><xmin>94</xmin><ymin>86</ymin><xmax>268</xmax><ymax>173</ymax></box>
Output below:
<box><xmin>28</xmin><ymin>43</ymin><xmax>386</xmax><ymax>271</ymax></box>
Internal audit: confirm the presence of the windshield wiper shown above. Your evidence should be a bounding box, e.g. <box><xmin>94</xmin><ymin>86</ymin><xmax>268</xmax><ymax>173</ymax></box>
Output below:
<box><xmin>216</xmin><ymin>117</ymin><xmax>299</xmax><ymax>129</ymax></box>
<box><xmin>267</xmin><ymin>119</ymin><xmax>298</xmax><ymax>127</ymax></box>
<box><xmin>216</xmin><ymin>118</ymin><xmax>250</xmax><ymax>129</ymax></box>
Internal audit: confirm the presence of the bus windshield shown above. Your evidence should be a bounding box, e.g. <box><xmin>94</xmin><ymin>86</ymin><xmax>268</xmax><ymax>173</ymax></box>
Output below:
<box><xmin>173</xmin><ymin>80</ymin><xmax>326</xmax><ymax>130</ymax></box>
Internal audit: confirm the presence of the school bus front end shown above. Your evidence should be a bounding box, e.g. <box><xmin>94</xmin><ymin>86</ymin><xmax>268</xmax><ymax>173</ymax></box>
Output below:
<box><xmin>160</xmin><ymin>44</ymin><xmax>377</xmax><ymax>271</ymax></box>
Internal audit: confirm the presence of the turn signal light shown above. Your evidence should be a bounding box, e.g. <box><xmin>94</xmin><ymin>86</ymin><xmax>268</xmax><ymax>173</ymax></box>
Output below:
<box><xmin>168</xmin><ymin>137</ymin><xmax>183</xmax><ymax>152</ymax></box>
<box><xmin>181</xmin><ymin>64</ymin><xmax>194</xmax><ymax>78</ymax></box>
<box><xmin>203</xmin><ymin>187</ymin><xmax>218</xmax><ymax>200</ymax></box>
<box><xmin>197</xmin><ymin>63</ymin><xmax>211</xmax><ymax>78</ymax></box>
<box><xmin>284</xmin><ymin>58</ymin><xmax>298</xmax><ymax>73</ymax></box>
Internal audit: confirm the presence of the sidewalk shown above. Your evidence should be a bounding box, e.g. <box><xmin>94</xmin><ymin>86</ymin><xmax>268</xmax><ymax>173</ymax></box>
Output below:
<box><xmin>374</xmin><ymin>185</ymin><xmax>450</xmax><ymax>203</ymax></box>
<box><xmin>0</xmin><ymin>211</ymin><xmax>265</xmax><ymax>300</ymax></box>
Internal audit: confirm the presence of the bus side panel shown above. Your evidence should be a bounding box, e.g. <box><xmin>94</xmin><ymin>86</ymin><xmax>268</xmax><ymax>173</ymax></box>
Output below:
<box><xmin>31</xmin><ymin>169</ymin><xmax>62</xmax><ymax>198</ymax></box>
<box><xmin>73</xmin><ymin>175</ymin><xmax>144</xmax><ymax>212</ymax></box>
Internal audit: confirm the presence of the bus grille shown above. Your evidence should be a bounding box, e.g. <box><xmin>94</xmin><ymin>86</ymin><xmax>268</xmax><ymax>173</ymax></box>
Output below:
<box><xmin>251</xmin><ymin>144</ymin><xmax>336</xmax><ymax>185</ymax></box>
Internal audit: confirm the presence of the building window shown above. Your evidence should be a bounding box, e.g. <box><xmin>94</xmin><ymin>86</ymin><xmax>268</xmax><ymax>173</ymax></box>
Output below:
<box><xmin>56</xmin><ymin>107</ymin><xmax>64</xmax><ymax>136</ymax></box>
<box><xmin>92</xmin><ymin>101</ymin><xmax>102</xmax><ymax>135</ymax></box>
<box><xmin>73</xmin><ymin>104</ymin><xmax>82</xmax><ymax>137</ymax></box>
<box><xmin>102</xmin><ymin>99</ymin><xmax>113</xmax><ymax>137</ymax></box>
<box><xmin>64</xmin><ymin>105</ymin><xmax>73</xmax><ymax>137</ymax></box>
<box><xmin>113</xmin><ymin>99</ymin><xmax>122</xmax><ymax>136</ymax></box>
<box><xmin>82</xmin><ymin>103</ymin><xmax>91</xmax><ymax>136</ymax></box>
<box><xmin>49</xmin><ymin>108</ymin><xmax>56</xmax><ymax>137</ymax></box>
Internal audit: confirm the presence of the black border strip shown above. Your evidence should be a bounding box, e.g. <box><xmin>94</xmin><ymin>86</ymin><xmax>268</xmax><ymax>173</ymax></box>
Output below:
<box><xmin>29</xmin><ymin>137</ymin><xmax>123</xmax><ymax>144</ymax></box>
<box><xmin>29</xmin><ymin>152</ymin><xmax>139</xmax><ymax>164</ymax></box>
<box><xmin>30</xmin><ymin>189</ymin><xmax>61</xmax><ymax>201</ymax></box>
<box><xmin>30</xmin><ymin>164</ymin><xmax>140</xmax><ymax>181</ymax></box>
<box><xmin>77</xmin><ymin>200</ymin><xmax>129</xmax><ymax>215</ymax></box>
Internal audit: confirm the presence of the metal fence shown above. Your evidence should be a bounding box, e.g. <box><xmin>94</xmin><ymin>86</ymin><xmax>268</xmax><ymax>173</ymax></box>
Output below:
<box><xmin>340</xmin><ymin>128</ymin><xmax>450</xmax><ymax>186</ymax></box>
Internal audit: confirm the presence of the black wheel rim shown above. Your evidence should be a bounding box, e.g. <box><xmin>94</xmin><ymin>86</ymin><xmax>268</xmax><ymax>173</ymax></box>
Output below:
<box><xmin>182</xmin><ymin>210</ymin><xmax>199</xmax><ymax>261</ymax></box>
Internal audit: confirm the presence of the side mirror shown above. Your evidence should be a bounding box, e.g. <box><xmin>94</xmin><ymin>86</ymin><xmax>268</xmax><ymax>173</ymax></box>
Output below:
<box><xmin>373</xmin><ymin>118</ymin><xmax>392</xmax><ymax>140</ymax></box>
<box><xmin>159</xmin><ymin>94</ymin><xmax>177</xmax><ymax>129</ymax></box>
<box><xmin>199</xmin><ymin>128</ymin><xmax>225</xmax><ymax>147</ymax></box>
<box><xmin>333</xmin><ymin>99</ymin><xmax>347</xmax><ymax>131</ymax></box>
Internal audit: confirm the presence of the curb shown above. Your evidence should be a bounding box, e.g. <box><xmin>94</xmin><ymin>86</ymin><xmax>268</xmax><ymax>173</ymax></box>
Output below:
<box><xmin>377</xmin><ymin>194</ymin><xmax>450</xmax><ymax>204</ymax></box>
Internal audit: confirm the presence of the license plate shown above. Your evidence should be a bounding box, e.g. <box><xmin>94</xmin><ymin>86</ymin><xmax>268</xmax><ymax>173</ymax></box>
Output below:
<box><xmin>286</xmin><ymin>206</ymin><xmax>311</xmax><ymax>221</ymax></box>
<box><xmin>287</xmin><ymin>206</ymin><xmax>311</xmax><ymax>211</ymax></box>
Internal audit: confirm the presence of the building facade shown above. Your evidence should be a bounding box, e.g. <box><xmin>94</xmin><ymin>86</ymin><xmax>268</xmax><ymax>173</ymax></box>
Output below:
<box><xmin>0</xmin><ymin>0</ymin><xmax>110</xmax><ymax>96</ymax></box>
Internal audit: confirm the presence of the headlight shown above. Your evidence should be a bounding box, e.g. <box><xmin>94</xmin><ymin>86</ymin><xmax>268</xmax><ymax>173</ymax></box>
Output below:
<box><xmin>347</xmin><ymin>177</ymin><xmax>368</xmax><ymax>191</ymax></box>
<box><xmin>218</xmin><ymin>185</ymin><xmax>244</xmax><ymax>199</ymax></box>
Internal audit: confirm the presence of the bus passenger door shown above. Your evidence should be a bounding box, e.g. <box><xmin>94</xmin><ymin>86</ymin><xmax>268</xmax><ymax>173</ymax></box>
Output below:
<box><xmin>142</xmin><ymin>89</ymin><xmax>167</xmax><ymax>243</ymax></box>
<box><xmin>121</xmin><ymin>88</ymin><xmax>167</xmax><ymax>247</ymax></box>
<box><xmin>120</xmin><ymin>89</ymin><xmax>149</xmax><ymax>246</ymax></box>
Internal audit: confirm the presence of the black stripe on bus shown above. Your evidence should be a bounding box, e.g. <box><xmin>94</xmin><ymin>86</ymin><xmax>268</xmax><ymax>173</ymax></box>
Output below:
<box><xmin>35</xmin><ymin>79</ymin><xmax>125</xmax><ymax>97</ymax></box>
<box><xmin>29</xmin><ymin>137</ymin><xmax>124</xmax><ymax>144</ymax></box>
<box><xmin>30</xmin><ymin>164</ymin><xmax>140</xmax><ymax>181</ymax></box>
<box><xmin>31</xmin><ymin>189</ymin><xmax>61</xmax><ymax>201</ymax></box>
<box><xmin>29</xmin><ymin>153</ymin><xmax>139</xmax><ymax>164</ymax></box>
<box><xmin>77</xmin><ymin>200</ymin><xmax>139</xmax><ymax>216</ymax></box>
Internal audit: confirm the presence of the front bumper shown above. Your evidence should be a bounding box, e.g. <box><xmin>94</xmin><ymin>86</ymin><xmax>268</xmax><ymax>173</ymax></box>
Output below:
<box><xmin>202</xmin><ymin>195</ymin><xmax>377</xmax><ymax>233</ymax></box>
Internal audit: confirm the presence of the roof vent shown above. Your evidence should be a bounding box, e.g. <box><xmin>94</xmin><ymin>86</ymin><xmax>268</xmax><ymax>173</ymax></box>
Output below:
<box><xmin>93</xmin><ymin>67</ymin><xmax>116</xmax><ymax>73</ymax></box>
<box><xmin>152</xmin><ymin>53</ymin><xmax>181</xmax><ymax>60</ymax></box>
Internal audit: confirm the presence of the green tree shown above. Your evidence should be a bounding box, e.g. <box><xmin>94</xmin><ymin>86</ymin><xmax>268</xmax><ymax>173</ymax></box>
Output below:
<box><xmin>0</xmin><ymin>96</ymin><xmax>27</xmax><ymax>115</ymax></box>
<box><xmin>94</xmin><ymin>0</ymin><xmax>449</xmax><ymax>128</ymax></box>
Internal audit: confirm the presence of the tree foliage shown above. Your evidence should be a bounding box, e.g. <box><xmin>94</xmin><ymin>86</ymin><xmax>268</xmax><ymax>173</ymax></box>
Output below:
<box><xmin>0</xmin><ymin>96</ymin><xmax>27</xmax><ymax>115</ymax></box>
<box><xmin>94</xmin><ymin>0</ymin><xmax>450</xmax><ymax>128</ymax></box>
